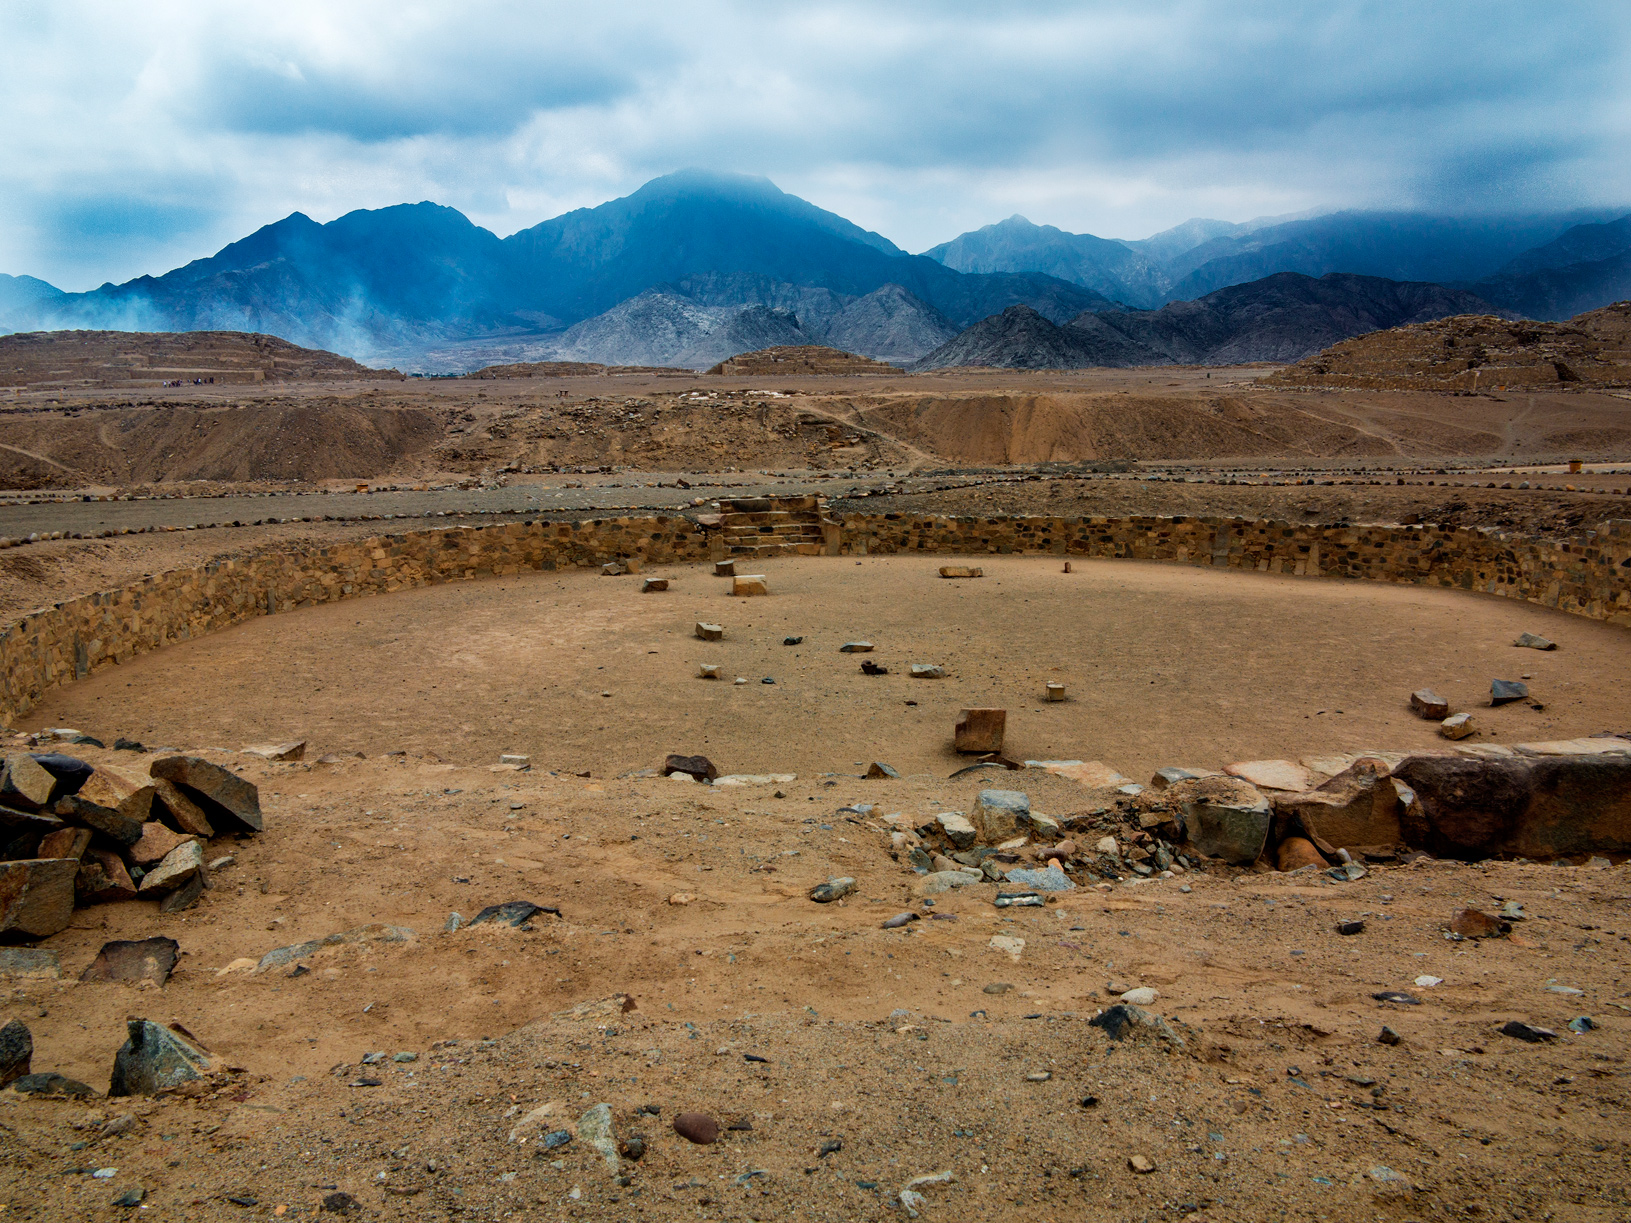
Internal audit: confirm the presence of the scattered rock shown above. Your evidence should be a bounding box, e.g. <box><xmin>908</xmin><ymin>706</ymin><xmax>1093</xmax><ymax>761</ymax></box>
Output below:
<box><xmin>321</xmin><ymin>1191</ymin><xmax>361</xmax><ymax>1214</ymax></box>
<box><xmin>498</xmin><ymin>754</ymin><xmax>530</xmax><ymax>768</ymax></box>
<box><xmin>1499</xmin><ymin>1020</ymin><xmax>1558</xmax><ymax>1043</ymax></box>
<box><xmin>1120</xmin><ymin>987</ymin><xmax>1158</xmax><ymax>1006</ymax></box>
<box><xmin>1276</xmin><ymin>836</ymin><xmax>1327</xmax><ymax>871</ymax></box>
<box><xmin>910</xmin><ymin>664</ymin><xmax>947</xmax><ymax>678</ymax></box>
<box><xmin>732</xmin><ymin>574</ymin><xmax>768</xmax><ymax>597</ymax></box>
<box><xmin>935</xmin><ymin>812</ymin><xmax>978</xmax><ymax>849</ymax></box>
<box><xmin>148</xmin><ymin>756</ymin><xmax>262</xmax><ymax>833</ymax></box>
<box><xmin>577</xmin><ymin>1103</ymin><xmax>620</xmax><ymax>1171</ymax></box>
<box><xmin>1568</xmin><ymin>1016</ymin><xmax>1597</xmax><ymax>1033</ymax></box>
<box><xmin>1336</xmin><ymin>920</ymin><xmax>1365</xmax><ymax>936</ymax></box>
<box><xmin>988</xmin><ymin>934</ymin><xmax>1025</xmax><ymax>960</ymax></box>
<box><xmin>640</xmin><ymin>578</ymin><xmax>669</xmax><ymax>592</ymax></box>
<box><xmin>0</xmin><ymin>756</ymin><xmax>58</xmax><ymax>815</ymax></box>
<box><xmin>953</xmin><ymin>708</ymin><xmax>1006</xmax><ymax>754</ymax></box>
<box><xmin>1004</xmin><ymin>865</ymin><xmax>1075</xmax><ymax>892</ymax></box>
<box><xmin>809</xmin><ymin>877</ymin><xmax>857</xmax><ymax>903</ymax></box>
<box><xmin>865</xmin><ymin>762</ymin><xmax>900</xmax><ymax>779</ymax></box>
<box><xmin>983</xmin><ymin>982</ymin><xmax>1013</xmax><ymax>995</ymax></box>
<box><xmin>0</xmin><ymin>857</ymin><xmax>79</xmax><ymax>937</ymax></box>
<box><xmin>1490</xmin><ymin>679</ymin><xmax>1529</xmax><ymax>706</ymax></box>
<box><xmin>111</xmin><ymin>1187</ymin><xmax>145</xmax><ymax>1208</ymax></box>
<box><xmin>0</xmin><ymin>948</ymin><xmax>60</xmax><ymax>979</ymax></box>
<box><xmin>1224</xmin><ymin>759</ymin><xmax>1310</xmax><ymax>792</ymax></box>
<box><xmin>912</xmin><ymin>871</ymin><xmax>984</xmax><ymax>897</ymax></box>
<box><xmin>672</xmin><ymin>1112</ymin><xmax>720</xmax><ymax>1145</ymax></box>
<box><xmin>882</xmin><ymin>912</ymin><xmax>919</xmax><ymax>929</ymax></box>
<box><xmin>0</xmin><ymin>1018</ymin><xmax>31</xmax><ymax>1087</ymax></box>
<box><xmin>80</xmin><ymin>937</ymin><xmax>180</xmax><ymax>986</ymax></box>
<box><xmin>782</xmin><ymin>636</ymin><xmax>803</xmax><ymax>645</ymax></box>
<box><xmin>136</xmin><ymin>841</ymin><xmax>204</xmax><ymax>895</ymax></box>
<box><xmin>1025</xmin><ymin>1071</ymin><xmax>1052</xmax><ymax>1082</ymax></box>
<box><xmin>149</xmin><ymin>778</ymin><xmax>213</xmax><ymax>837</ymax></box>
<box><xmin>1128</xmin><ymin>1154</ymin><xmax>1156</xmax><ymax>1174</ymax></box>
<box><xmin>52</xmin><ymin>794</ymin><xmax>144</xmax><ymax>847</ymax></box>
<box><xmin>1440</xmin><ymin>713</ymin><xmax>1476</xmax><ymax>740</ymax></box>
<box><xmin>663</xmin><ymin>754</ymin><xmax>718</xmax><ymax>783</ymax></box>
<box><xmin>127</xmin><ymin>822</ymin><xmax>196</xmax><ymax>868</ymax></box>
<box><xmin>1373</xmin><ymin>991</ymin><xmax>1420</xmax><ymax>1005</ymax></box>
<box><xmin>469</xmin><ymin>901</ymin><xmax>557</xmax><ymax>928</ymax></box>
<box><xmin>242</xmin><ymin>741</ymin><xmax>306</xmax><ymax>762</ymax></box>
<box><xmin>938</xmin><ymin>566</ymin><xmax>982</xmax><ymax>578</ymax></box>
<box><xmin>1449</xmin><ymin>908</ymin><xmax>1508</xmax><ymax>938</ymax></box>
<box><xmin>839</xmin><ymin>641</ymin><xmax>874</xmax><ymax>653</ymax></box>
<box><xmin>1151</xmin><ymin>766</ymin><xmax>1218</xmax><ymax>789</ymax></box>
<box><xmin>1410</xmin><ymin>689</ymin><xmax>1450</xmax><ymax>719</ymax></box>
<box><xmin>11</xmin><ymin>1072</ymin><xmax>96</xmax><ymax>1096</ymax></box>
<box><xmin>695</xmin><ymin>622</ymin><xmax>724</xmax><ymax>641</ymax></box>
<box><xmin>1378</xmin><ymin>1025</ymin><xmax>1401</xmax><ymax>1045</ymax></box>
<box><xmin>76</xmin><ymin>850</ymin><xmax>137</xmax><ymax>905</ymax></box>
<box><xmin>108</xmin><ymin>1019</ymin><xmax>212</xmax><ymax>1095</ymax></box>
<box><xmin>1089</xmin><ymin>1004</ymin><xmax>1186</xmax><ymax>1049</ymax></box>
<box><xmin>1514</xmin><ymin>632</ymin><xmax>1556</xmax><ymax>650</ymax></box>
<box><xmin>256</xmin><ymin>923</ymin><xmax>416</xmax><ymax>972</ymax></box>
<box><xmin>76</xmin><ymin>766</ymin><xmax>154</xmax><ymax>822</ymax></box>
<box><xmin>860</xmin><ymin>659</ymin><xmax>889</xmax><ymax>675</ymax></box>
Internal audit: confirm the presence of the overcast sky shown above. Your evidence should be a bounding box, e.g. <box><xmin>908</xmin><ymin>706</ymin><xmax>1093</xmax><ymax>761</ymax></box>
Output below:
<box><xmin>4</xmin><ymin>0</ymin><xmax>1628</xmax><ymax>289</ymax></box>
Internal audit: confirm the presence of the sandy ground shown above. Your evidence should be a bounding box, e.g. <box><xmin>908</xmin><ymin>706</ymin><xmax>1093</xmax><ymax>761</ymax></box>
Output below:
<box><xmin>20</xmin><ymin>556</ymin><xmax>1631</xmax><ymax>779</ymax></box>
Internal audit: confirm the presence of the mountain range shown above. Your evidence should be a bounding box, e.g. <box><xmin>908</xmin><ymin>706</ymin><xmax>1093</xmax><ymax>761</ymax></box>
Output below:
<box><xmin>1</xmin><ymin>171</ymin><xmax>1627</xmax><ymax>372</ymax></box>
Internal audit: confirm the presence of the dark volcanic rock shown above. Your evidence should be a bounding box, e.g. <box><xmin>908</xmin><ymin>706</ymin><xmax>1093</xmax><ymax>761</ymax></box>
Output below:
<box><xmin>662</xmin><ymin>754</ymin><xmax>718</xmax><ymax>783</ymax></box>
<box><xmin>109</xmin><ymin>1019</ymin><xmax>213</xmax><ymax>1096</ymax></box>
<box><xmin>0</xmin><ymin>1018</ymin><xmax>31</xmax><ymax>1087</ymax></box>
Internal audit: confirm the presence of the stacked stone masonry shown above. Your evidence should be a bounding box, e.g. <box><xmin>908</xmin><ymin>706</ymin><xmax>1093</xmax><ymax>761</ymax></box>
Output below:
<box><xmin>2</xmin><ymin>513</ymin><xmax>1627</xmax><ymax>724</ymax></box>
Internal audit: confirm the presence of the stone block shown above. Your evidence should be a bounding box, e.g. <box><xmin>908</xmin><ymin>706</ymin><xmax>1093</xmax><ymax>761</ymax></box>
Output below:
<box><xmin>1514</xmin><ymin>632</ymin><xmax>1556</xmax><ymax>650</ymax></box>
<box><xmin>1440</xmin><ymin>713</ymin><xmax>1475</xmax><ymax>739</ymax></box>
<box><xmin>714</xmin><ymin>560</ymin><xmax>735</xmax><ymax>577</ymax></box>
<box><xmin>137</xmin><ymin>840</ymin><xmax>204</xmax><ymax>894</ymax></box>
<box><xmin>1410</xmin><ymin>689</ymin><xmax>1449</xmax><ymax>719</ymax></box>
<box><xmin>150</xmin><ymin>777</ymin><xmax>213</xmax><ymax>837</ymax></box>
<box><xmin>1044</xmin><ymin>682</ymin><xmax>1066</xmax><ymax>702</ymax></box>
<box><xmin>954</xmin><ymin>708</ymin><xmax>1005</xmax><ymax>754</ymax></box>
<box><xmin>641</xmin><ymin>578</ymin><xmax>669</xmax><ymax>592</ymax></box>
<box><xmin>1167</xmin><ymin>776</ymin><xmax>1272</xmax><ymax>865</ymax></box>
<box><xmin>129</xmin><ymin>822</ymin><xmax>197</xmax><ymax>867</ymax></box>
<box><xmin>76</xmin><ymin>849</ymin><xmax>137</xmax><ymax>904</ymax></box>
<box><xmin>149</xmin><ymin>756</ymin><xmax>262</xmax><ymax>833</ymax></box>
<box><xmin>938</xmin><ymin>566</ymin><xmax>982</xmax><ymax>578</ymax></box>
<box><xmin>80</xmin><ymin>936</ymin><xmax>180</xmax><ymax>985</ymax></box>
<box><xmin>77</xmin><ymin>766</ymin><xmax>154</xmax><ymax>824</ymax></box>
<box><xmin>54</xmin><ymin>794</ymin><xmax>144</xmax><ymax>846</ymax></box>
<box><xmin>498</xmin><ymin>754</ymin><xmax>530</xmax><ymax>767</ymax></box>
<box><xmin>910</xmin><ymin>664</ymin><xmax>946</xmax><ymax>678</ymax></box>
<box><xmin>36</xmin><ymin>827</ymin><xmax>91</xmax><ymax>861</ymax></box>
<box><xmin>974</xmin><ymin>790</ymin><xmax>1029</xmax><ymax>841</ymax></box>
<box><xmin>935</xmin><ymin>812</ymin><xmax>978</xmax><ymax>849</ymax></box>
<box><xmin>1274</xmin><ymin>762</ymin><xmax>1402</xmax><ymax>851</ymax></box>
<box><xmin>695</xmin><ymin>622</ymin><xmax>724</xmax><ymax>641</ymax></box>
<box><xmin>0</xmin><ymin>858</ymin><xmax>79</xmax><ymax>937</ymax></box>
<box><xmin>1</xmin><ymin>754</ymin><xmax>55</xmax><ymax>812</ymax></box>
<box><xmin>1490</xmin><ymin>679</ymin><xmax>1529</xmax><ymax>705</ymax></box>
<box><xmin>109</xmin><ymin>1019</ymin><xmax>212</xmax><ymax>1096</ymax></box>
<box><xmin>732</xmin><ymin>574</ymin><xmax>768</xmax><ymax>596</ymax></box>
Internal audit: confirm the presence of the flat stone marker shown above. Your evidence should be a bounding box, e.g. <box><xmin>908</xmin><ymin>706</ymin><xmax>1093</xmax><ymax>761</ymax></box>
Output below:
<box><xmin>954</xmin><ymin>708</ymin><xmax>1006</xmax><ymax>754</ymax></box>
<box><xmin>732</xmin><ymin>575</ymin><xmax>768</xmax><ymax>596</ymax></box>
<box><xmin>698</xmin><ymin>664</ymin><xmax>721</xmax><ymax>679</ymax></box>
<box><xmin>1044</xmin><ymin>682</ymin><xmax>1066</xmax><ymax>702</ymax></box>
<box><xmin>695</xmin><ymin>622</ymin><xmax>724</xmax><ymax>641</ymax></box>
<box><xmin>910</xmin><ymin>663</ymin><xmax>946</xmax><ymax>678</ymax></box>
<box><xmin>1410</xmin><ymin>689</ymin><xmax>1449</xmax><ymax>719</ymax></box>
<box><xmin>714</xmin><ymin>560</ymin><xmax>735</xmax><ymax>577</ymax></box>
<box><xmin>939</xmin><ymin>566</ymin><xmax>983</xmax><ymax>578</ymax></box>
<box><xmin>641</xmin><ymin>578</ymin><xmax>669</xmax><ymax>592</ymax></box>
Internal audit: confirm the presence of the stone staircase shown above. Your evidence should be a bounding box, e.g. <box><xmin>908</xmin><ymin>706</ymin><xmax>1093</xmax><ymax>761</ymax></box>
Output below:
<box><xmin>717</xmin><ymin>495</ymin><xmax>832</xmax><ymax>557</ymax></box>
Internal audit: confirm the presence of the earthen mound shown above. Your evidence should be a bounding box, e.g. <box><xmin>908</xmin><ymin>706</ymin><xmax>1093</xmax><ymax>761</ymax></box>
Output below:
<box><xmin>1264</xmin><ymin>301</ymin><xmax>1631</xmax><ymax>391</ymax></box>
<box><xmin>0</xmin><ymin>330</ymin><xmax>400</xmax><ymax>390</ymax></box>
<box><xmin>706</xmin><ymin>345</ymin><xmax>896</xmax><ymax>376</ymax></box>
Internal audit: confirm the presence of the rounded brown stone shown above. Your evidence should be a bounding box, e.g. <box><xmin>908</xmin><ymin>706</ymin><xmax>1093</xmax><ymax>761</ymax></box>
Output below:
<box><xmin>672</xmin><ymin>1112</ymin><xmax>719</xmax><ymax>1145</ymax></box>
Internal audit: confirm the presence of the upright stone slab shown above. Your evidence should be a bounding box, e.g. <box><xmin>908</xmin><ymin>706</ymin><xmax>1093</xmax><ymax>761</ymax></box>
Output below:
<box><xmin>0</xmin><ymin>1018</ymin><xmax>31</xmax><ymax>1088</ymax></box>
<box><xmin>150</xmin><ymin>778</ymin><xmax>213</xmax><ymax>837</ymax></box>
<box><xmin>77</xmin><ymin>766</ymin><xmax>155</xmax><ymax>824</ymax></box>
<box><xmin>732</xmin><ymin>575</ymin><xmax>769</xmax><ymax>597</ymax></box>
<box><xmin>108</xmin><ymin>1019</ymin><xmax>212</xmax><ymax>1096</ymax></box>
<box><xmin>0</xmin><ymin>859</ymin><xmax>79</xmax><ymax>938</ymax></box>
<box><xmin>0</xmin><ymin>755</ymin><xmax>56</xmax><ymax>812</ymax></box>
<box><xmin>137</xmin><ymin>841</ymin><xmax>204</xmax><ymax>894</ymax></box>
<box><xmin>149</xmin><ymin>756</ymin><xmax>262</xmax><ymax>833</ymax></box>
<box><xmin>935</xmin><ymin>812</ymin><xmax>978</xmax><ymax>849</ymax></box>
<box><xmin>695</xmin><ymin>622</ymin><xmax>724</xmax><ymax>641</ymax></box>
<box><xmin>954</xmin><ymin>709</ymin><xmax>1006</xmax><ymax>754</ymax></box>
<box><xmin>80</xmin><ymin>936</ymin><xmax>180</xmax><ymax>986</ymax></box>
<box><xmin>1170</xmin><ymin>777</ymin><xmax>1272</xmax><ymax>865</ymax></box>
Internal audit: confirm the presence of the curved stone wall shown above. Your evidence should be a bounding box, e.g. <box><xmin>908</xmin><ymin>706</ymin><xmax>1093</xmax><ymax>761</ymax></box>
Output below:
<box><xmin>2</xmin><ymin>512</ymin><xmax>1627</xmax><ymax>724</ymax></box>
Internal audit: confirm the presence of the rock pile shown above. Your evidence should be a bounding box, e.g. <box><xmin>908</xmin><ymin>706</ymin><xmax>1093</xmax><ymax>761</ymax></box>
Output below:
<box><xmin>0</xmin><ymin>751</ymin><xmax>261</xmax><ymax>938</ymax></box>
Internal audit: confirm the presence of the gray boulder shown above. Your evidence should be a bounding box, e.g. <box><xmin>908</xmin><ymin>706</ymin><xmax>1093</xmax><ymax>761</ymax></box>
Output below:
<box><xmin>109</xmin><ymin>1019</ymin><xmax>213</xmax><ymax>1095</ymax></box>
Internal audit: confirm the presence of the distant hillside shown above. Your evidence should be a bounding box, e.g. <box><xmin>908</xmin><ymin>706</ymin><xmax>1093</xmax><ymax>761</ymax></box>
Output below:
<box><xmin>0</xmin><ymin>329</ymin><xmax>401</xmax><ymax>390</ymax></box>
<box><xmin>1264</xmin><ymin>301</ymin><xmax>1631</xmax><ymax>391</ymax></box>
<box><xmin>912</xmin><ymin>272</ymin><xmax>1505</xmax><ymax>370</ymax></box>
<box><xmin>706</xmin><ymin>345</ymin><xmax>897</xmax><ymax>376</ymax></box>
<box><xmin>1469</xmin><ymin>216</ymin><xmax>1631</xmax><ymax>320</ymax></box>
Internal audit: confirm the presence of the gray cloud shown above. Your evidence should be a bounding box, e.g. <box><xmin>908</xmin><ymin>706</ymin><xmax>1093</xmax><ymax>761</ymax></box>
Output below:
<box><xmin>2</xmin><ymin>0</ymin><xmax>1627</xmax><ymax>288</ymax></box>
